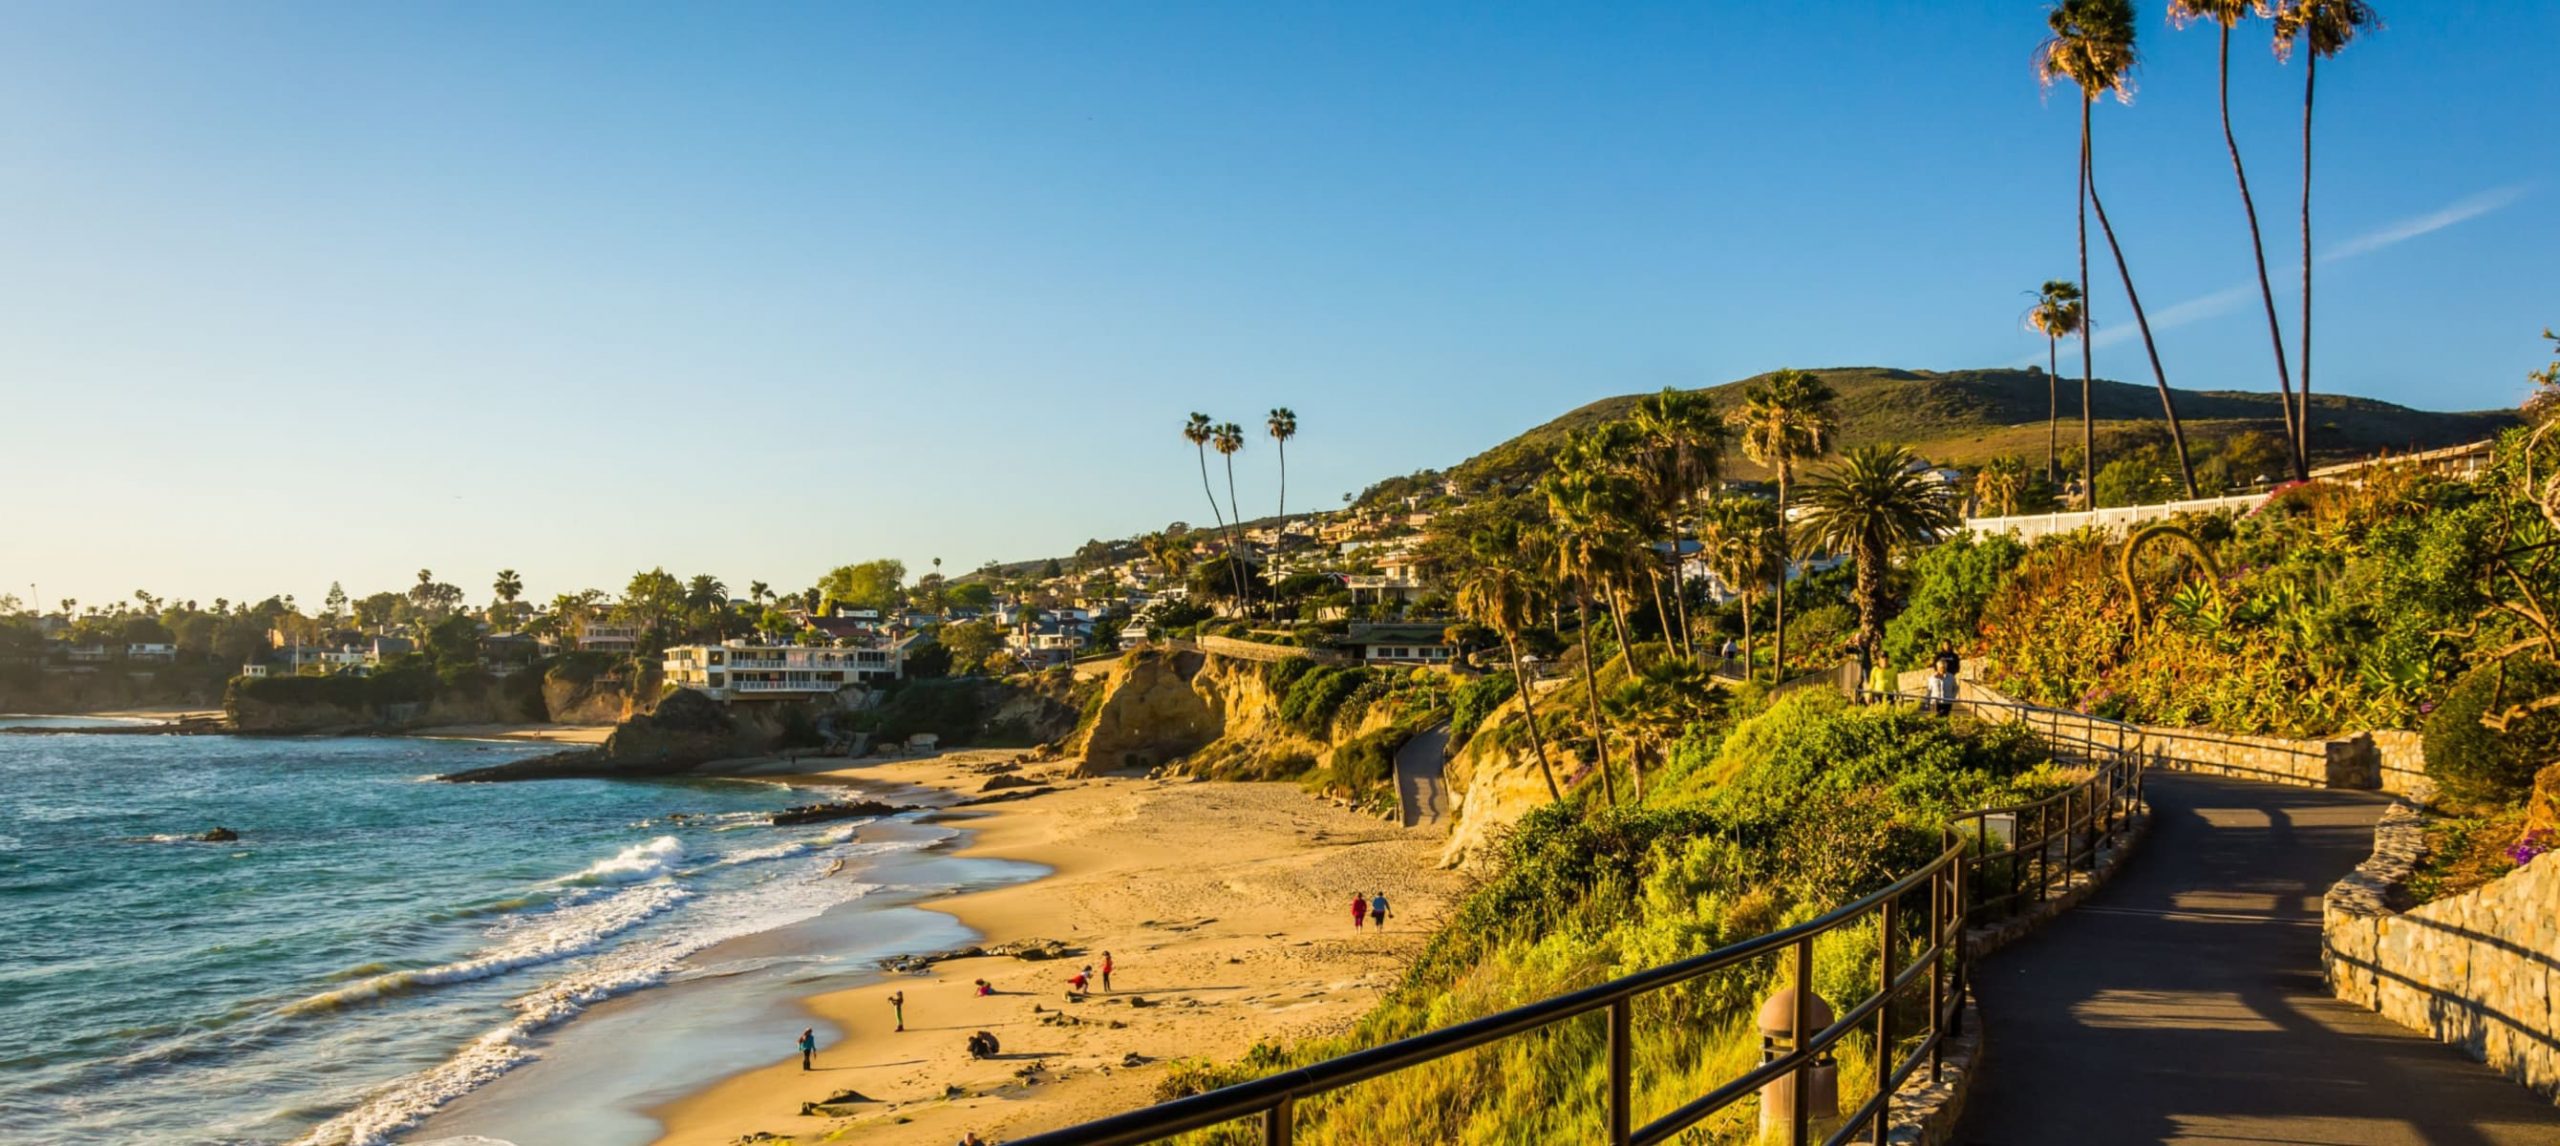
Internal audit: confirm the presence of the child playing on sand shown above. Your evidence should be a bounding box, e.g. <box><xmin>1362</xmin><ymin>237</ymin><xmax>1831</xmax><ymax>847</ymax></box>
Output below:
<box><xmin>975</xmin><ymin>978</ymin><xmax>994</xmax><ymax>997</ymax></box>
<box><xmin>1100</xmin><ymin>951</ymin><xmax>1114</xmax><ymax>992</ymax></box>
<box><xmin>1369</xmin><ymin>891</ymin><xmax>1390</xmax><ymax>929</ymax></box>
<box><xmin>1352</xmin><ymin>892</ymin><xmax>1368</xmax><ymax>928</ymax></box>
<box><xmin>1067</xmin><ymin>968</ymin><xmax>1090</xmax><ymax>996</ymax></box>
<box><xmin>889</xmin><ymin>990</ymin><xmax>905</xmax><ymax>1032</ymax></box>
<box><xmin>798</xmin><ymin>1027</ymin><xmax>816</xmax><ymax>1071</ymax></box>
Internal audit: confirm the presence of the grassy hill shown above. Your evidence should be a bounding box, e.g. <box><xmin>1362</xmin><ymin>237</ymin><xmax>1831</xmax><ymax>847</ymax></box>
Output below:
<box><xmin>1440</xmin><ymin>366</ymin><xmax>2517</xmax><ymax>491</ymax></box>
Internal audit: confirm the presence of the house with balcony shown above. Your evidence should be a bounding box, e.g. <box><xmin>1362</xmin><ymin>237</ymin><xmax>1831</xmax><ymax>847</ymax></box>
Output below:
<box><xmin>126</xmin><ymin>643</ymin><xmax>178</xmax><ymax>662</ymax></box>
<box><xmin>576</xmin><ymin>621</ymin><xmax>642</xmax><ymax>654</ymax></box>
<box><xmin>661</xmin><ymin>640</ymin><xmax>905</xmax><ymax>703</ymax></box>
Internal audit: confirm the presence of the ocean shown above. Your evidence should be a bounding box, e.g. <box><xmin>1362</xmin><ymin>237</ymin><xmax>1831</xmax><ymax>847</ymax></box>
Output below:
<box><xmin>0</xmin><ymin>719</ymin><xmax>1037</xmax><ymax>1146</ymax></box>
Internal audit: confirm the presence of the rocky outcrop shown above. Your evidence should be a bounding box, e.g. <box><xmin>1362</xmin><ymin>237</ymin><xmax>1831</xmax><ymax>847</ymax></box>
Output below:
<box><xmin>2527</xmin><ymin>762</ymin><xmax>2560</xmax><ymax>841</ymax></box>
<box><xmin>1074</xmin><ymin>649</ymin><xmax>1221</xmax><ymax>774</ymax></box>
<box><xmin>1439</xmin><ymin>688</ymin><xmax>1569</xmax><ymax>869</ymax></box>
<box><xmin>770</xmin><ymin>799</ymin><xmax>912</xmax><ymax>826</ymax></box>
<box><xmin>440</xmin><ymin>690</ymin><xmax>786</xmax><ymax>782</ymax></box>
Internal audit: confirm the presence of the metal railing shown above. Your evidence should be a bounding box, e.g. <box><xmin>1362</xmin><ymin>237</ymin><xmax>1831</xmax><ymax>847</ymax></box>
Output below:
<box><xmin>1011</xmin><ymin>695</ymin><xmax>2143</xmax><ymax>1146</ymax></box>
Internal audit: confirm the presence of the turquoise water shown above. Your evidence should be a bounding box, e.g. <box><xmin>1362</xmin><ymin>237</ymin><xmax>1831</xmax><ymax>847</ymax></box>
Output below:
<box><xmin>0</xmin><ymin>722</ymin><xmax>983</xmax><ymax>1145</ymax></box>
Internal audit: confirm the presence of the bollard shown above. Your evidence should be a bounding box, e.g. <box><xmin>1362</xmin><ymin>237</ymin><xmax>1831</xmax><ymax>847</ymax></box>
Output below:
<box><xmin>1757</xmin><ymin>986</ymin><xmax>1839</xmax><ymax>1141</ymax></box>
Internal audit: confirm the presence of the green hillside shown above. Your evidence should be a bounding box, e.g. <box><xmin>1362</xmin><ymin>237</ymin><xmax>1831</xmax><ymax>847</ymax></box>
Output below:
<box><xmin>1441</xmin><ymin>366</ymin><xmax>2517</xmax><ymax>491</ymax></box>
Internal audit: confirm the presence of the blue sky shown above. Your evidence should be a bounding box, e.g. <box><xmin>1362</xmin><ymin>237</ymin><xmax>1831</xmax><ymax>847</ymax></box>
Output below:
<box><xmin>4</xmin><ymin>1</ymin><xmax>2553</xmax><ymax>611</ymax></box>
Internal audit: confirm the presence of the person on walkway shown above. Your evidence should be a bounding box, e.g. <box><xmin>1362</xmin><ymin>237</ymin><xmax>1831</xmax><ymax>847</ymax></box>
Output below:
<box><xmin>1100</xmin><ymin>951</ymin><xmax>1114</xmax><ymax>992</ymax></box>
<box><xmin>798</xmin><ymin>1027</ymin><xmax>816</xmax><ymax>1071</ymax></box>
<box><xmin>1369</xmin><ymin>891</ymin><xmax>1390</xmax><ymax>929</ymax></box>
<box><xmin>1934</xmin><ymin>644</ymin><xmax>1961</xmax><ymax>678</ymax></box>
<box><xmin>888</xmin><ymin>990</ymin><xmax>905</xmax><ymax>1032</ymax></box>
<box><xmin>1928</xmin><ymin>666</ymin><xmax>1958</xmax><ymax>718</ymax></box>
<box><xmin>1351</xmin><ymin>892</ymin><xmax>1368</xmax><ymax>929</ymax></box>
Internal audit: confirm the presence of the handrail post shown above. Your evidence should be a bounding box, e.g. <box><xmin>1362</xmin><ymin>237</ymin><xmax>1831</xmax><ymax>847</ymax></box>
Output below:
<box><xmin>2034</xmin><ymin>803</ymin><xmax>2050</xmax><ymax>902</ymax></box>
<box><xmin>1791</xmin><ymin>937</ymin><xmax>1814</xmax><ymax>1146</ymax></box>
<box><xmin>1609</xmin><ymin>998</ymin><xmax>1633</xmax><ymax>1146</ymax></box>
<box><xmin>1929</xmin><ymin>845</ymin><xmax>1946</xmax><ymax>1083</ymax></box>
<box><xmin>1265</xmin><ymin>1095</ymin><xmax>1294</xmax><ymax>1146</ymax></box>
<box><xmin>1951</xmin><ymin>840</ymin><xmax>1969</xmax><ymax>1039</ymax></box>
<box><xmin>1874</xmin><ymin>895</ymin><xmax>1897</xmax><ymax>1145</ymax></box>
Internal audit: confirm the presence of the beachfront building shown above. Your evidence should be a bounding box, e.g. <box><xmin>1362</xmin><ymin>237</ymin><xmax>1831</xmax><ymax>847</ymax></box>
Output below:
<box><xmin>661</xmin><ymin>640</ymin><xmax>906</xmax><ymax>702</ymax></box>
<box><xmin>1338</xmin><ymin>623</ymin><xmax>1461</xmax><ymax>670</ymax></box>
<box><xmin>576</xmin><ymin>621</ymin><xmax>642</xmax><ymax>654</ymax></box>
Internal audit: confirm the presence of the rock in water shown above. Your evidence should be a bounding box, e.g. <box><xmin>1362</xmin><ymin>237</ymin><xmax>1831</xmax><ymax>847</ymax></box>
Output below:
<box><xmin>770</xmin><ymin>799</ymin><xmax>909</xmax><ymax>827</ymax></box>
<box><xmin>195</xmin><ymin>827</ymin><xmax>239</xmax><ymax>843</ymax></box>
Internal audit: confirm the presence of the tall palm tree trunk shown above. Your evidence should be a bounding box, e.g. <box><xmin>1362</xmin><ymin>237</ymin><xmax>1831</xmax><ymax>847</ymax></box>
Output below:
<box><xmin>1772</xmin><ymin>472</ymin><xmax>1789</xmax><ymax>684</ymax></box>
<box><xmin>2079</xmin><ymin>100</ymin><xmax>2096</xmax><ymax>509</ymax></box>
<box><xmin>1739</xmin><ymin>587</ymin><xmax>1754</xmax><ymax>682</ymax></box>
<box><xmin>1275</xmin><ymin>439</ymin><xmax>1288</xmax><ymax>538</ymax></box>
<box><xmin>1606</xmin><ymin>584</ymin><xmax>1641</xmax><ymax>674</ymax></box>
<box><xmin>1853</xmin><ymin>539</ymin><xmax>1883</xmax><ymax>662</ymax></box>
<box><xmin>1572</xmin><ymin>591</ymin><xmax>1618</xmax><ymax>806</ymax></box>
<box><xmin>2047</xmin><ymin>335</ymin><xmax>2060</xmax><ymax>486</ymax></box>
<box><xmin>1195</xmin><ymin>448</ymin><xmax>1242</xmax><ymax>604</ymax></box>
<box><xmin>2086</xmin><ymin>108</ymin><xmax>2200</xmax><ymax>498</ymax></box>
<box><xmin>1668</xmin><ymin>506</ymin><xmax>1695</xmax><ymax>661</ymax></box>
<box><xmin>1221</xmin><ymin>455</ymin><xmax>1250</xmax><ymax>613</ymax></box>
<box><xmin>2219</xmin><ymin>25</ymin><xmax>2306</xmax><ymax>481</ymax></box>
<box><xmin>2298</xmin><ymin>52</ymin><xmax>2318</xmax><ymax>469</ymax></box>
<box><xmin>1506</xmin><ymin>633</ymin><xmax>1563</xmax><ymax>803</ymax></box>
<box><xmin>1644</xmin><ymin>551</ymin><xmax>1673</xmax><ymax>665</ymax></box>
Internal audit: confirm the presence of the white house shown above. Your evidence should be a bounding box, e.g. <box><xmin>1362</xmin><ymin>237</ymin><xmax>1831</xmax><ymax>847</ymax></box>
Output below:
<box><xmin>662</xmin><ymin>641</ymin><xmax>904</xmax><ymax>702</ymax></box>
<box><xmin>576</xmin><ymin>621</ymin><xmax>642</xmax><ymax>654</ymax></box>
<box><xmin>125</xmin><ymin>643</ymin><xmax>177</xmax><ymax>662</ymax></box>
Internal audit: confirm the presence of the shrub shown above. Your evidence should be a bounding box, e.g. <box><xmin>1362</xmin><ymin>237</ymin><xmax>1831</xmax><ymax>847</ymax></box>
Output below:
<box><xmin>1449</xmin><ymin>672</ymin><xmax>1518</xmax><ymax>748</ymax></box>
<box><xmin>1277</xmin><ymin>665</ymin><xmax>1368</xmax><ymax>734</ymax></box>
<box><xmin>2423</xmin><ymin>659</ymin><xmax>2560</xmax><ymax>806</ymax></box>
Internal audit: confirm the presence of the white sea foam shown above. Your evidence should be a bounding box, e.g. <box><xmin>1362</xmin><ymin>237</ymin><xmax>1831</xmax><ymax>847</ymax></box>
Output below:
<box><xmin>569</xmin><ymin>835</ymin><xmax>685</xmax><ymax>883</ymax></box>
<box><xmin>293</xmin><ymin>836</ymin><xmax>930</xmax><ymax>1146</ymax></box>
<box><xmin>284</xmin><ymin>884</ymin><xmax>690</xmax><ymax>1014</ymax></box>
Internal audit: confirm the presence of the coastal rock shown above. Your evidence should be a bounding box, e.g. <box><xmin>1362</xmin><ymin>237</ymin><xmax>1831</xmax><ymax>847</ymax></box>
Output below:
<box><xmin>1074</xmin><ymin>649</ymin><xmax>1220</xmax><ymax>775</ymax></box>
<box><xmin>194</xmin><ymin>827</ymin><xmax>240</xmax><ymax>843</ymax></box>
<box><xmin>770</xmin><ymin>800</ymin><xmax>909</xmax><ymax>827</ymax></box>
<box><xmin>957</xmin><ymin>785</ymin><xmax>1055</xmax><ymax>806</ymax></box>
<box><xmin>979</xmin><ymin>773</ymin><xmax>1039</xmax><ymax>792</ymax></box>
<box><xmin>2525</xmin><ymin>761</ymin><xmax>2560</xmax><ymax>840</ymax></box>
<box><xmin>799</xmin><ymin>1088</ymin><xmax>876</xmax><ymax>1116</ymax></box>
<box><xmin>986</xmin><ymin>937</ymin><xmax>1070</xmax><ymax>961</ymax></box>
<box><xmin>440</xmin><ymin>691</ymin><xmax>815</xmax><ymax>782</ymax></box>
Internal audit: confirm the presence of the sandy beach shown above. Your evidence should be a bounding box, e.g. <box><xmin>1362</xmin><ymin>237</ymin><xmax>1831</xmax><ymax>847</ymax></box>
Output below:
<box><xmin>648</xmin><ymin>750</ymin><xmax>1462</xmax><ymax>1146</ymax></box>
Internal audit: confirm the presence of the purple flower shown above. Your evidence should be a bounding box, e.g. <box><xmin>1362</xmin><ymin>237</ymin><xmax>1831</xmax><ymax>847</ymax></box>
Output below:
<box><xmin>2510</xmin><ymin>830</ymin><xmax>2555</xmax><ymax>868</ymax></box>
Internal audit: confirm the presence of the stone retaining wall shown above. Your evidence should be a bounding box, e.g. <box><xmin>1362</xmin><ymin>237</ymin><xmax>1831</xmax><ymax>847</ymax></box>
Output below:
<box><xmin>1901</xmin><ymin>672</ymin><xmax>2428</xmax><ymax>798</ymax></box>
<box><xmin>2324</xmin><ymin>806</ymin><xmax>2560</xmax><ymax>1105</ymax></box>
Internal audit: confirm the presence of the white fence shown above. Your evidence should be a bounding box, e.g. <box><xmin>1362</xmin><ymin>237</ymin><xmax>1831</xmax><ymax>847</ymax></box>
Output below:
<box><xmin>1963</xmin><ymin>492</ymin><xmax>2271</xmax><ymax>542</ymax></box>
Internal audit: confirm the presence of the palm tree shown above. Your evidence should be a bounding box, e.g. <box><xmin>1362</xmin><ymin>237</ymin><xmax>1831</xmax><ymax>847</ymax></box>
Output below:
<box><xmin>2039</xmin><ymin>0</ymin><xmax>2200</xmax><ymax>500</ymax></box>
<box><xmin>1796</xmin><ymin>445</ymin><xmax>1964</xmax><ymax>662</ymax></box>
<box><xmin>1454</xmin><ymin>520</ymin><xmax>1565</xmax><ymax>804</ymax></box>
<box><xmin>1628</xmin><ymin>388</ymin><xmax>1724</xmax><ymax>661</ymax></box>
<box><xmin>493</xmin><ymin>569</ymin><xmax>523</xmax><ymax>606</ymax></box>
<box><xmin>1726</xmin><ymin>368</ymin><xmax>1837</xmax><ymax>683</ymax></box>
<box><xmin>1695</xmin><ymin>495</ymin><xmax>1781</xmax><ymax>682</ymax></box>
<box><xmin>2026</xmin><ymin>280</ymin><xmax>2086</xmax><ymax>485</ymax></box>
<box><xmin>1541</xmin><ymin>458</ymin><xmax>1644</xmax><ymax>807</ymax></box>
<box><xmin>1267</xmin><ymin>408</ymin><xmax>1298</xmax><ymax>542</ymax></box>
<box><xmin>2275</xmin><ymin>0</ymin><xmax>2381</xmax><ymax>470</ymax></box>
<box><xmin>1183</xmin><ymin>414</ymin><xmax>1245</xmax><ymax>605</ymax></box>
<box><xmin>1213</xmin><ymin>421</ymin><xmax>1250</xmax><ymax>611</ymax></box>
<box><xmin>748</xmin><ymin>580</ymin><xmax>771</xmax><ymax>606</ymax></box>
<box><xmin>2173</xmin><ymin>0</ymin><xmax>2308</xmax><ymax>481</ymax></box>
<box><xmin>1975</xmin><ymin>456</ymin><xmax>2031</xmax><ymax>517</ymax></box>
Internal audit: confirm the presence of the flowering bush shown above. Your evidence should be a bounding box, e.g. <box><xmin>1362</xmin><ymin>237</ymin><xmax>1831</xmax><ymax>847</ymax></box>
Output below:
<box><xmin>2510</xmin><ymin>829</ymin><xmax>2554</xmax><ymax>868</ymax></box>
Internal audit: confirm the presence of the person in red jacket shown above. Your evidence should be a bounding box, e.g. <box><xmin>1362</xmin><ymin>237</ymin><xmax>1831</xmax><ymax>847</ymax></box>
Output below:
<box><xmin>1352</xmin><ymin>891</ymin><xmax>1369</xmax><ymax>929</ymax></box>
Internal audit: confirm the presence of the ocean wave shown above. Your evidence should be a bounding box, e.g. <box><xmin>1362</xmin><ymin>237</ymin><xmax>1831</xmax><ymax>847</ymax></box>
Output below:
<box><xmin>568</xmin><ymin>835</ymin><xmax>684</xmax><ymax>884</ymax></box>
<box><xmin>293</xmin><ymin>865</ymin><xmax>888</xmax><ymax>1146</ymax></box>
<box><xmin>282</xmin><ymin>883</ymin><xmax>690</xmax><ymax>1015</ymax></box>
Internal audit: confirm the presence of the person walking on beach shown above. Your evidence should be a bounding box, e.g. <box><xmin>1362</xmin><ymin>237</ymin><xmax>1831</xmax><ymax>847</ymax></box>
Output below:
<box><xmin>1351</xmin><ymin>891</ymin><xmax>1368</xmax><ymax>929</ymax></box>
<box><xmin>1100</xmin><ymin>951</ymin><xmax>1114</xmax><ymax>992</ymax></box>
<box><xmin>798</xmin><ymin>1027</ymin><xmax>816</xmax><ymax>1071</ymax></box>
<box><xmin>888</xmin><ymin>990</ymin><xmax>905</xmax><ymax>1032</ymax></box>
<box><xmin>1369</xmin><ymin>891</ymin><xmax>1390</xmax><ymax>930</ymax></box>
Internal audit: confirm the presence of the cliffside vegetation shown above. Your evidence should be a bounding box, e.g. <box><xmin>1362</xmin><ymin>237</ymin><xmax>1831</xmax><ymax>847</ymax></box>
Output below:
<box><xmin>1154</xmin><ymin>691</ymin><xmax>2078</xmax><ymax>1144</ymax></box>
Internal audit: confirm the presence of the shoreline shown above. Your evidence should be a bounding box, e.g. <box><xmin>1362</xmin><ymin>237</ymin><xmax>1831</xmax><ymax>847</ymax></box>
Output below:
<box><xmin>0</xmin><ymin>708</ymin><xmax>616</xmax><ymax>746</ymax></box>
<box><xmin>641</xmin><ymin>752</ymin><xmax>1461</xmax><ymax>1146</ymax></box>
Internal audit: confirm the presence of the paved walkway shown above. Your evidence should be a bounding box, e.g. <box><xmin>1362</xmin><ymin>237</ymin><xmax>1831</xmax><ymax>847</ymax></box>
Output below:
<box><xmin>1394</xmin><ymin>723</ymin><xmax>1449</xmax><ymax>830</ymax></box>
<box><xmin>1959</xmin><ymin>772</ymin><xmax>2560</xmax><ymax>1145</ymax></box>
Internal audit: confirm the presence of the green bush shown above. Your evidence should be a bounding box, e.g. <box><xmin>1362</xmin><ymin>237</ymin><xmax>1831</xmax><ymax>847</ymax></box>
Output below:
<box><xmin>1277</xmin><ymin>665</ymin><xmax>1369</xmax><ymax>733</ymax></box>
<box><xmin>1449</xmin><ymin>672</ymin><xmax>1518</xmax><ymax>748</ymax></box>
<box><xmin>2423</xmin><ymin>659</ymin><xmax>2560</xmax><ymax>806</ymax></box>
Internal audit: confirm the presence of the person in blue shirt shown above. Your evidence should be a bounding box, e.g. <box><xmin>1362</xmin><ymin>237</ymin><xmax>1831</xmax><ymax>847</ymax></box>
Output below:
<box><xmin>798</xmin><ymin>1027</ymin><xmax>817</xmax><ymax>1071</ymax></box>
